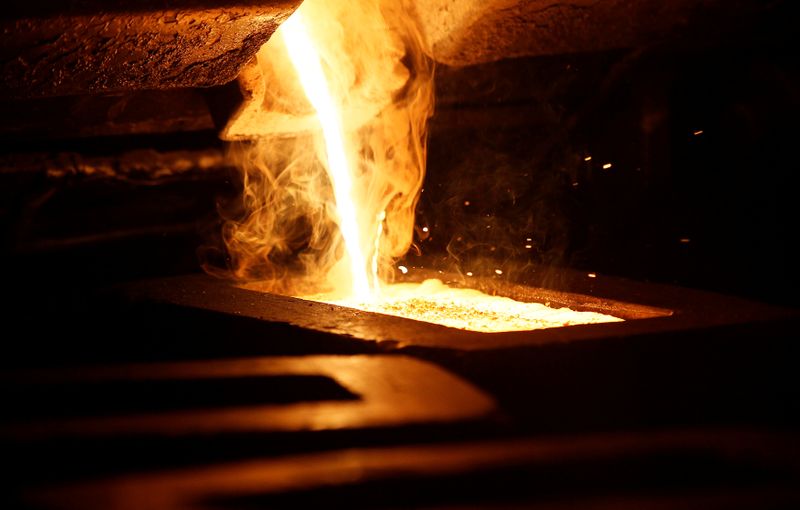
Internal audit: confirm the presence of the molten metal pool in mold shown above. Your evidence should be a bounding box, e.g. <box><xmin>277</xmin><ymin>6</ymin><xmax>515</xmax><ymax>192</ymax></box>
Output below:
<box><xmin>295</xmin><ymin>278</ymin><xmax>623</xmax><ymax>333</ymax></box>
<box><xmin>114</xmin><ymin>266</ymin><xmax>795</xmax><ymax>352</ymax></box>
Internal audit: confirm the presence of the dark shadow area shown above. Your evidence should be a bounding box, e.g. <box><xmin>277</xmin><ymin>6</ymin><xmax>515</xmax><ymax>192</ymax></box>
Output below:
<box><xmin>1</xmin><ymin>375</ymin><xmax>358</xmax><ymax>421</ymax></box>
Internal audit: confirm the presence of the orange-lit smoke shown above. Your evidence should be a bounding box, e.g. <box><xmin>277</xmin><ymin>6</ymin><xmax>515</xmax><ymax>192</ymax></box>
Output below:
<box><xmin>221</xmin><ymin>0</ymin><xmax>433</xmax><ymax>297</ymax></box>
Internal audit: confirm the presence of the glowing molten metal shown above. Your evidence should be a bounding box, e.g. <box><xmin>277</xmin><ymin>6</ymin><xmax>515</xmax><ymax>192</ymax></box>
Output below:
<box><xmin>281</xmin><ymin>13</ymin><xmax>371</xmax><ymax>299</ymax></box>
<box><xmin>230</xmin><ymin>0</ymin><xmax>622</xmax><ymax>333</ymax></box>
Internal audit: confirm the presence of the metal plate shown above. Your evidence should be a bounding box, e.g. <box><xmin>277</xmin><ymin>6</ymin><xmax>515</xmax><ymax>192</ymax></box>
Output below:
<box><xmin>0</xmin><ymin>355</ymin><xmax>495</xmax><ymax>440</ymax></box>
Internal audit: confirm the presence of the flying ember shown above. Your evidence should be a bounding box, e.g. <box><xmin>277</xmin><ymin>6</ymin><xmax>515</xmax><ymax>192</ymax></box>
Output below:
<box><xmin>226</xmin><ymin>0</ymin><xmax>622</xmax><ymax>333</ymax></box>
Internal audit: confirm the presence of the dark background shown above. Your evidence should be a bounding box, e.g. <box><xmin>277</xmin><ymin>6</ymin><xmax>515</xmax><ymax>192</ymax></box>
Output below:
<box><xmin>412</xmin><ymin>3</ymin><xmax>800</xmax><ymax>307</ymax></box>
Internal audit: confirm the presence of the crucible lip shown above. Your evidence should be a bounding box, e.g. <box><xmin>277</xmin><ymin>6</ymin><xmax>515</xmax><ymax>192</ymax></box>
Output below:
<box><xmin>120</xmin><ymin>267</ymin><xmax>795</xmax><ymax>352</ymax></box>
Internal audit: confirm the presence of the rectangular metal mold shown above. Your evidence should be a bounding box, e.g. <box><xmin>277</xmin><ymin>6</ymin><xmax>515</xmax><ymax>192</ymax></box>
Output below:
<box><xmin>118</xmin><ymin>269</ymin><xmax>795</xmax><ymax>351</ymax></box>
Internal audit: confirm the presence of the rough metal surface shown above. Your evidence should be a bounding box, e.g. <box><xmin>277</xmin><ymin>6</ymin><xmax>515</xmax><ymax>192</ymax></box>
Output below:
<box><xmin>0</xmin><ymin>90</ymin><xmax>215</xmax><ymax>139</ymax></box>
<box><xmin>414</xmin><ymin>0</ymin><xmax>772</xmax><ymax>66</ymax></box>
<box><xmin>1</xmin><ymin>1</ymin><xmax>301</xmax><ymax>98</ymax></box>
<box><xmin>1</xmin><ymin>147</ymin><xmax>226</xmax><ymax>179</ymax></box>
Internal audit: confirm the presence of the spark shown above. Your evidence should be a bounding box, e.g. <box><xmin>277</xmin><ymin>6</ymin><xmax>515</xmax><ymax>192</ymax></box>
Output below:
<box><xmin>693</xmin><ymin>130</ymin><xmax>704</xmax><ymax>136</ymax></box>
<box><xmin>584</xmin><ymin>156</ymin><xmax>592</xmax><ymax>161</ymax></box>
<box><xmin>466</xmin><ymin>272</ymin><xmax>473</xmax><ymax>277</ymax></box>
<box><xmin>602</xmin><ymin>163</ymin><xmax>612</xmax><ymax>170</ymax></box>
<box><xmin>495</xmin><ymin>269</ymin><xmax>503</xmax><ymax>275</ymax></box>
<box><xmin>587</xmin><ymin>272</ymin><xmax>597</xmax><ymax>278</ymax></box>
<box><xmin>422</xmin><ymin>226</ymin><xmax>429</xmax><ymax>232</ymax></box>
<box><xmin>398</xmin><ymin>265</ymin><xmax>409</xmax><ymax>274</ymax></box>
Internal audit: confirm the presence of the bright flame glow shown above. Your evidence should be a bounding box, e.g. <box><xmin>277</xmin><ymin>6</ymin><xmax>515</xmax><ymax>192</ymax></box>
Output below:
<box><xmin>280</xmin><ymin>13</ymin><xmax>371</xmax><ymax>299</ymax></box>
<box><xmin>371</xmin><ymin>210</ymin><xmax>386</xmax><ymax>292</ymax></box>
<box><xmin>228</xmin><ymin>0</ymin><xmax>623</xmax><ymax>333</ymax></box>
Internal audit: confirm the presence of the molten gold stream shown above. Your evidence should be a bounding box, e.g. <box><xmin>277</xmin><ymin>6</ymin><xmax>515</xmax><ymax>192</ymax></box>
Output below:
<box><xmin>234</xmin><ymin>0</ymin><xmax>622</xmax><ymax>333</ymax></box>
<box><xmin>280</xmin><ymin>12</ymin><xmax>371</xmax><ymax>299</ymax></box>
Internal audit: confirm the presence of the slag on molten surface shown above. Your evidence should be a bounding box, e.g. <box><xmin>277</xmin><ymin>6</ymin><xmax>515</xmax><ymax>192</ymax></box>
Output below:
<box><xmin>225</xmin><ymin>0</ymin><xmax>623</xmax><ymax>333</ymax></box>
<box><xmin>310</xmin><ymin>279</ymin><xmax>622</xmax><ymax>333</ymax></box>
